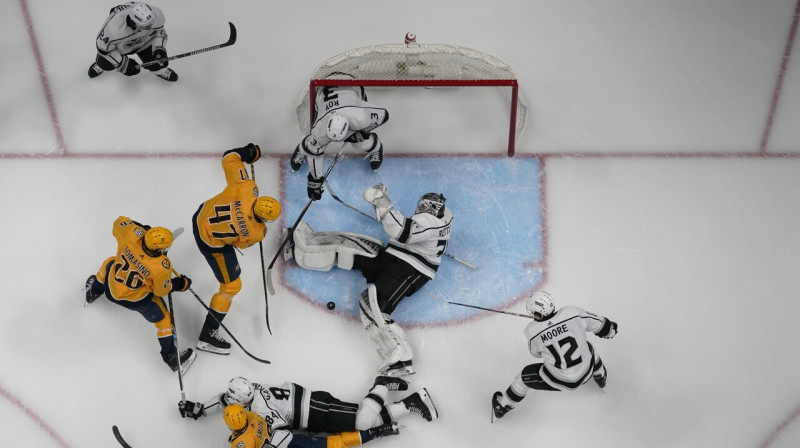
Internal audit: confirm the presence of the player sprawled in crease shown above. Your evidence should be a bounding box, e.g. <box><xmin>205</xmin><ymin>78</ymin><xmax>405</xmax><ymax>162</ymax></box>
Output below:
<box><xmin>88</xmin><ymin>2</ymin><xmax>177</xmax><ymax>82</ymax></box>
<box><xmin>192</xmin><ymin>143</ymin><xmax>280</xmax><ymax>355</ymax></box>
<box><xmin>290</xmin><ymin>73</ymin><xmax>389</xmax><ymax>200</ymax></box>
<box><xmin>491</xmin><ymin>290</ymin><xmax>619</xmax><ymax>422</ymax></box>
<box><xmin>283</xmin><ymin>184</ymin><xmax>452</xmax><ymax>378</ymax></box>
<box><xmin>84</xmin><ymin>217</ymin><xmax>194</xmax><ymax>373</ymax></box>
<box><xmin>177</xmin><ymin>375</ymin><xmax>437</xmax><ymax>435</ymax></box>
<box><xmin>222</xmin><ymin>402</ymin><xmax>398</xmax><ymax>448</ymax></box>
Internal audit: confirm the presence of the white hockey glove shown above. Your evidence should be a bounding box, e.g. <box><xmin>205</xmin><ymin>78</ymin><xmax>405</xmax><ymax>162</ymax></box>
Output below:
<box><xmin>363</xmin><ymin>183</ymin><xmax>393</xmax><ymax>220</ymax></box>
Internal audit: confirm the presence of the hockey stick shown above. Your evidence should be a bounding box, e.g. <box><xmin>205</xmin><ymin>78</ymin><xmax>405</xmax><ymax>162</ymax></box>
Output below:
<box><xmin>172</xmin><ymin>268</ymin><xmax>270</xmax><ymax>364</ymax></box>
<box><xmin>167</xmin><ymin>293</ymin><xmax>187</xmax><ymax>401</ymax></box>
<box><xmin>265</xmin><ymin>144</ymin><xmax>348</xmax><ymax>296</ymax></box>
<box><xmin>250</xmin><ymin>163</ymin><xmax>272</xmax><ymax>335</ymax></box>
<box><xmin>112</xmin><ymin>425</ymin><xmax>133</xmax><ymax>448</ymax></box>
<box><xmin>141</xmin><ymin>22</ymin><xmax>237</xmax><ymax>68</ymax></box>
<box><xmin>432</xmin><ymin>295</ymin><xmax>533</xmax><ymax>319</ymax></box>
<box><xmin>323</xmin><ymin>180</ymin><xmax>478</xmax><ymax>270</ymax></box>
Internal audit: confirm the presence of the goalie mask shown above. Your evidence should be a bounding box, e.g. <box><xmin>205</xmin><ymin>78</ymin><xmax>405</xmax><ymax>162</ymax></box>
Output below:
<box><xmin>325</xmin><ymin>112</ymin><xmax>350</xmax><ymax>142</ymax></box>
<box><xmin>129</xmin><ymin>2</ymin><xmax>155</xmax><ymax>29</ymax></box>
<box><xmin>416</xmin><ymin>193</ymin><xmax>446</xmax><ymax>218</ymax></box>
<box><xmin>527</xmin><ymin>291</ymin><xmax>555</xmax><ymax>321</ymax></box>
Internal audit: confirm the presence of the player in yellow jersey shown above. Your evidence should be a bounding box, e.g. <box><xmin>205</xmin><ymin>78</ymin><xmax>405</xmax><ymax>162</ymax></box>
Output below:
<box><xmin>223</xmin><ymin>403</ymin><xmax>398</xmax><ymax>448</ymax></box>
<box><xmin>84</xmin><ymin>216</ymin><xmax>194</xmax><ymax>373</ymax></box>
<box><xmin>192</xmin><ymin>143</ymin><xmax>281</xmax><ymax>354</ymax></box>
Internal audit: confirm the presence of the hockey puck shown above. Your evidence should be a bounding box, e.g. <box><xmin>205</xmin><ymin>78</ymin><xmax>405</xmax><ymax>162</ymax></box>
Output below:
<box><xmin>327</xmin><ymin>301</ymin><xmax>336</xmax><ymax>310</ymax></box>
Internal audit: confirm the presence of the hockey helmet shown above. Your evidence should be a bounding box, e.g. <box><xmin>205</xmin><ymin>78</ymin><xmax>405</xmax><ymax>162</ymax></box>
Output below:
<box><xmin>527</xmin><ymin>291</ymin><xmax>555</xmax><ymax>321</ymax></box>
<box><xmin>325</xmin><ymin>112</ymin><xmax>350</xmax><ymax>142</ymax></box>
<box><xmin>416</xmin><ymin>193</ymin><xmax>446</xmax><ymax>218</ymax></box>
<box><xmin>129</xmin><ymin>2</ymin><xmax>155</xmax><ymax>29</ymax></box>
<box><xmin>226</xmin><ymin>377</ymin><xmax>255</xmax><ymax>406</ymax></box>
<box><xmin>143</xmin><ymin>227</ymin><xmax>173</xmax><ymax>256</ymax></box>
<box><xmin>223</xmin><ymin>403</ymin><xmax>248</xmax><ymax>431</ymax></box>
<box><xmin>254</xmin><ymin>196</ymin><xmax>281</xmax><ymax>223</ymax></box>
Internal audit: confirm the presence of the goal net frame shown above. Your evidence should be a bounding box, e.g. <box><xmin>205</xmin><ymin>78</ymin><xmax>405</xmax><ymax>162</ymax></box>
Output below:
<box><xmin>296</xmin><ymin>43</ymin><xmax>528</xmax><ymax>157</ymax></box>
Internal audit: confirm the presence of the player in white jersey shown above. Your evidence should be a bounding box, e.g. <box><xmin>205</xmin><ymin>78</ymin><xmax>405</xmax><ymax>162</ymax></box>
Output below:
<box><xmin>88</xmin><ymin>2</ymin><xmax>177</xmax><ymax>82</ymax></box>
<box><xmin>290</xmin><ymin>74</ymin><xmax>390</xmax><ymax>200</ymax></box>
<box><xmin>491</xmin><ymin>291</ymin><xmax>619</xmax><ymax>422</ymax></box>
<box><xmin>177</xmin><ymin>375</ymin><xmax>438</xmax><ymax>435</ymax></box>
<box><xmin>284</xmin><ymin>184</ymin><xmax>453</xmax><ymax>377</ymax></box>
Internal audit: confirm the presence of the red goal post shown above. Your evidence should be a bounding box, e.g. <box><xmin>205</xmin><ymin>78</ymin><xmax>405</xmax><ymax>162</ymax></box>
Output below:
<box><xmin>296</xmin><ymin>43</ymin><xmax>528</xmax><ymax>157</ymax></box>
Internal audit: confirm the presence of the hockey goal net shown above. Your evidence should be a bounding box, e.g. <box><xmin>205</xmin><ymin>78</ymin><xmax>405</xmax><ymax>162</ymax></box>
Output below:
<box><xmin>295</xmin><ymin>42</ymin><xmax>528</xmax><ymax>156</ymax></box>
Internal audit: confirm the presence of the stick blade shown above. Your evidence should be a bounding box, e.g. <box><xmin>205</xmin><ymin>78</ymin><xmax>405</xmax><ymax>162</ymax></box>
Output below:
<box><xmin>227</xmin><ymin>22</ymin><xmax>237</xmax><ymax>45</ymax></box>
<box><xmin>112</xmin><ymin>425</ymin><xmax>133</xmax><ymax>448</ymax></box>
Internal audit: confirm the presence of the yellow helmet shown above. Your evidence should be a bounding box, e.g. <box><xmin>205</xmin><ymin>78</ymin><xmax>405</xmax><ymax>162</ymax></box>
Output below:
<box><xmin>224</xmin><ymin>403</ymin><xmax>248</xmax><ymax>431</ymax></box>
<box><xmin>143</xmin><ymin>227</ymin><xmax>173</xmax><ymax>255</ymax></box>
<box><xmin>254</xmin><ymin>196</ymin><xmax>281</xmax><ymax>222</ymax></box>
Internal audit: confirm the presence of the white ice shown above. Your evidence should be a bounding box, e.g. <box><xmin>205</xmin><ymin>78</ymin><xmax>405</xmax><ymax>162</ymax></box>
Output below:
<box><xmin>2</xmin><ymin>1</ymin><xmax>800</xmax><ymax>447</ymax></box>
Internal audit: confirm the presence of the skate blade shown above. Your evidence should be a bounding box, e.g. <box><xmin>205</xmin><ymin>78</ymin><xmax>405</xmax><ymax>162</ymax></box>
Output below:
<box><xmin>196</xmin><ymin>341</ymin><xmax>231</xmax><ymax>355</ymax></box>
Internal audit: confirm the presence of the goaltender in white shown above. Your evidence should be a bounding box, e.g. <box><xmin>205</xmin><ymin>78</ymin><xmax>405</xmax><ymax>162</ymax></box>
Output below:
<box><xmin>284</xmin><ymin>183</ymin><xmax>453</xmax><ymax>377</ymax></box>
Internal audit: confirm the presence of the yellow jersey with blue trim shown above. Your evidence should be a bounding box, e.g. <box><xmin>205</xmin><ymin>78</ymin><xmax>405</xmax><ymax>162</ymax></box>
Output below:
<box><xmin>229</xmin><ymin>410</ymin><xmax>272</xmax><ymax>448</ymax></box>
<box><xmin>196</xmin><ymin>151</ymin><xmax>267</xmax><ymax>250</ymax></box>
<box><xmin>107</xmin><ymin>216</ymin><xmax>173</xmax><ymax>302</ymax></box>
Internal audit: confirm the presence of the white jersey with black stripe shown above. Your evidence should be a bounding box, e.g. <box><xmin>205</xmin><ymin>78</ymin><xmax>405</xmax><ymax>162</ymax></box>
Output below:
<box><xmin>382</xmin><ymin>207</ymin><xmax>453</xmax><ymax>279</ymax></box>
<box><xmin>524</xmin><ymin>306</ymin><xmax>608</xmax><ymax>390</ymax></box>
<box><xmin>95</xmin><ymin>3</ymin><xmax>166</xmax><ymax>60</ymax></box>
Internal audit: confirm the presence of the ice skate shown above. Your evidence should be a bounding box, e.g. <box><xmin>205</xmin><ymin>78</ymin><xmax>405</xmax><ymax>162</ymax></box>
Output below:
<box><xmin>401</xmin><ymin>388</ymin><xmax>438</xmax><ymax>421</ymax></box>
<box><xmin>155</xmin><ymin>68</ymin><xmax>178</xmax><ymax>82</ymax></box>
<box><xmin>491</xmin><ymin>391</ymin><xmax>512</xmax><ymax>423</ymax></box>
<box><xmin>88</xmin><ymin>63</ymin><xmax>104</xmax><ymax>79</ymax></box>
<box><xmin>379</xmin><ymin>359</ymin><xmax>415</xmax><ymax>377</ymax></box>
<box><xmin>367</xmin><ymin>422</ymin><xmax>399</xmax><ymax>438</ymax></box>
<box><xmin>290</xmin><ymin>145</ymin><xmax>305</xmax><ymax>171</ymax></box>
<box><xmin>164</xmin><ymin>348</ymin><xmax>196</xmax><ymax>375</ymax></box>
<box><xmin>373</xmin><ymin>375</ymin><xmax>409</xmax><ymax>392</ymax></box>
<box><xmin>84</xmin><ymin>275</ymin><xmax>103</xmax><ymax>305</ymax></box>
<box><xmin>197</xmin><ymin>326</ymin><xmax>231</xmax><ymax>355</ymax></box>
<box><xmin>369</xmin><ymin>145</ymin><xmax>383</xmax><ymax>171</ymax></box>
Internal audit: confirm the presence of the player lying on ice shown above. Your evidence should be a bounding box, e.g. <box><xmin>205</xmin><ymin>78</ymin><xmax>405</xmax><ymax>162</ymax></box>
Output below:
<box><xmin>222</xmin><ymin>402</ymin><xmax>398</xmax><ymax>448</ymax></box>
<box><xmin>177</xmin><ymin>375</ymin><xmax>438</xmax><ymax>430</ymax></box>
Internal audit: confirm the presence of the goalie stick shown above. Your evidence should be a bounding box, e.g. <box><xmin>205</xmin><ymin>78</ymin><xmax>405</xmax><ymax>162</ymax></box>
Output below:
<box><xmin>323</xmin><ymin>180</ymin><xmax>478</xmax><ymax>270</ymax></box>
<box><xmin>141</xmin><ymin>22</ymin><xmax>237</xmax><ymax>69</ymax></box>
<box><xmin>112</xmin><ymin>425</ymin><xmax>133</xmax><ymax>448</ymax></box>
<box><xmin>432</xmin><ymin>295</ymin><xmax>533</xmax><ymax>319</ymax></box>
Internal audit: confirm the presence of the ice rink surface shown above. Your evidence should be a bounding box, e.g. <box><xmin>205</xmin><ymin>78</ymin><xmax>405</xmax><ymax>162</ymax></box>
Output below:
<box><xmin>2</xmin><ymin>0</ymin><xmax>800</xmax><ymax>447</ymax></box>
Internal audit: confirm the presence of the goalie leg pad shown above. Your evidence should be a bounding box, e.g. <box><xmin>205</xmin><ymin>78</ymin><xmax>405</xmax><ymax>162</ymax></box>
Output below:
<box><xmin>293</xmin><ymin>222</ymin><xmax>382</xmax><ymax>271</ymax></box>
<box><xmin>359</xmin><ymin>285</ymin><xmax>413</xmax><ymax>369</ymax></box>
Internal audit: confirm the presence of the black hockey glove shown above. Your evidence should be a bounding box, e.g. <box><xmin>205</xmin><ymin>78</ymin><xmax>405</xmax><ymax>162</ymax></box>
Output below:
<box><xmin>170</xmin><ymin>275</ymin><xmax>191</xmax><ymax>292</ymax></box>
<box><xmin>117</xmin><ymin>56</ymin><xmax>141</xmax><ymax>76</ymax></box>
<box><xmin>150</xmin><ymin>47</ymin><xmax>169</xmax><ymax>70</ymax></box>
<box><xmin>307</xmin><ymin>173</ymin><xmax>324</xmax><ymax>200</ymax></box>
<box><xmin>131</xmin><ymin>220</ymin><xmax>151</xmax><ymax>230</ymax></box>
<box><xmin>178</xmin><ymin>400</ymin><xmax>204</xmax><ymax>420</ymax></box>
<box><xmin>598</xmin><ymin>319</ymin><xmax>618</xmax><ymax>339</ymax></box>
<box><xmin>241</xmin><ymin>143</ymin><xmax>261</xmax><ymax>164</ymax></box>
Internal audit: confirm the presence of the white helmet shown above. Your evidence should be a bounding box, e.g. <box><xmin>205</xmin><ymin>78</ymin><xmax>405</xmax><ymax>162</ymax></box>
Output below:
<box><xmin>225</xmin><ymin>377</ymin><xmax>254</xmax><ymax>406</ymax></box>
<box><xmin>129</xmin><ymin>2</ymin><xmax>155</xmax><ymax>29</ymax></box>
<box><xmin>325</xmin><ymin>112</ymin><xmax>350</xmax><ymax>142</ymax></box>
<box><xmin>526</xmin><ymin>291</ymin><xmax>555</xmax><ymax>321</ymax></box>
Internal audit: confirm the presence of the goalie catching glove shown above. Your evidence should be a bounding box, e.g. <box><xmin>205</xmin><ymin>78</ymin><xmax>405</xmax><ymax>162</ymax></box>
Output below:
<box><xmin>178</xmin><ymin>400</ymin><xmax>204</xmax><ymax>420</ymax></box>
<box><xmin>363</xmin><ymin>183</ymin><xmax>393</xmax><ymax>220</ymax></box>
